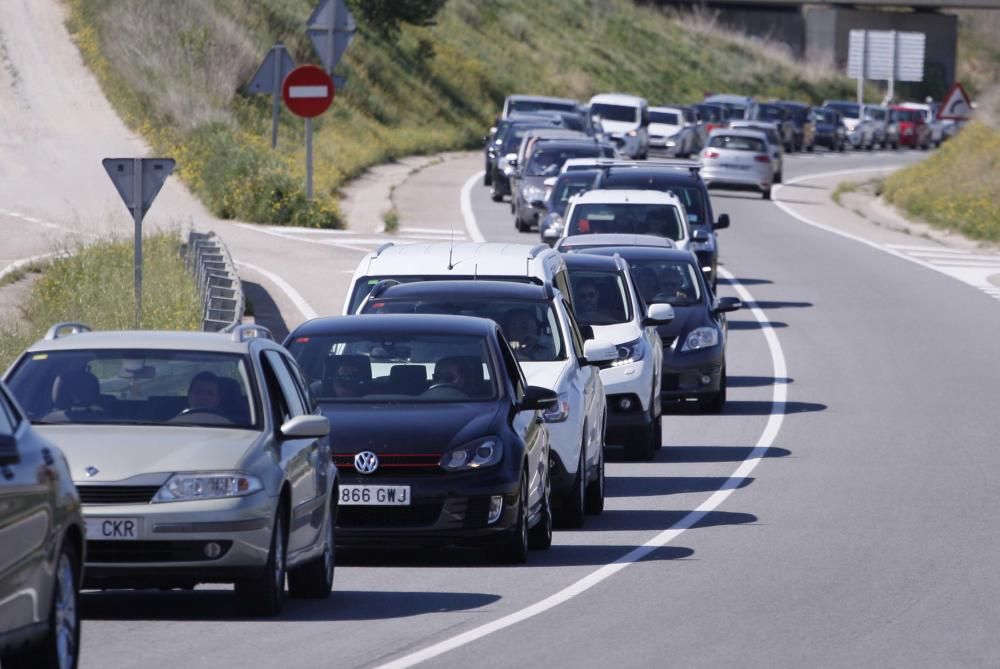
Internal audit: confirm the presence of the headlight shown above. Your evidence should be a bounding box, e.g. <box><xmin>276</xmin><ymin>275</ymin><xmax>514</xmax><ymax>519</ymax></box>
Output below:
<box><xmin>522</xmin><ymin>185</ymin><xmax>545</xmax><ymax>203</ymax></box>
<box><xmin>543</xmin><ymin>214</ymin><xmax>564</xmax><ymax>238</ymax></box>
<box><xmin>626</xmin><ymin>130</ymin><xmax>638</xmax><ymax>137</ymax></box>
<box><xmin>611</xmin><ymin>338</ymin><xmax>645</xmax><ymax>366</ymax></box>
<box><xmin>542</xmin><ymin>393</ymin><xmax>571</xmax><ymax>422</ymax></box>
<box><xmin>689</xmin><ymin>241</ymin><xmax>711</xmax><ymax>251</ymax></box>
<box><xmin>153</xmin><ymin>472</ymin><xmax>263</xmax><ymax>503</ymax></box>
<box><xmin>439</xmin><ymin>437</ymin><xmax>503</xmax><ymax>472</ymax></box>
<box><xmin>681</xmin><ymin>326</ymin><xmax>720</xmax><ymax>351</ymax></box>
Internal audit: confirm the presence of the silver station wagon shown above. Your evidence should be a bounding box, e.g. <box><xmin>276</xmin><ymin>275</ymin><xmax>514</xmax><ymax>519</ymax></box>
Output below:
<box><xmin>3</xmin><ymin>323</ymin><xmax>336</xmax><ymax>616</ymax></box>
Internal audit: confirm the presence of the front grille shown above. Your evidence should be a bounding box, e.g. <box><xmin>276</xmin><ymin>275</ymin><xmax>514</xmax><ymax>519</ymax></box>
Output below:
<box><xmin>87</xmin><ymin>540</ymin><xmax>232</xmax><ymax>563</ymax></box>
<box><xmin>333</xmin><ymin>453</ymin><xmax>441</xmax><ymax>472</ymax></box>
<box><xmin>661</xmin><ymin>336</ymin><xmax>676</xmax><ymax>350</ymax></box>
<box><xmin>77</xmin><ymin>485</ymin><xmax>160</xmax><ymax>505</ymax></box>
<box><xmin>338</xmin><ymin>503</ymin><xmax>442</xmax><ymax>528</ymax></box>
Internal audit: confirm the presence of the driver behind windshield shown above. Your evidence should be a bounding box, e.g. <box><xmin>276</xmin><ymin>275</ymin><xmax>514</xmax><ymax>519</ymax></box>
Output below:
<box><xmin>185</xmin><ymin>371</ymin><xmax>222</xmax><ymax>412</ymax></box>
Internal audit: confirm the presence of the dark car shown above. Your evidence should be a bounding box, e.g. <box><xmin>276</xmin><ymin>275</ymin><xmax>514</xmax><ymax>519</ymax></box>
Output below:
<box><xmin>484</xmin><ymin>115</ymin><xmax>562</xmax><ymax>186</ymax></box>
<box><xmin>487</xmin><ymin>118</ymin><xmax>562</xmax><ymax>195</ymax></box>
<box><xmin>692</xmin><ymin>103</ymin><xmax>730</xmax><ymax>134</ymax></box>
<box><xmin>0</xmin><ymin>381</ymin><xmax>84</xmax><ymax>669</ymax></box>
<box><xmin>594</xmin><ymin>163</ymin><xmax>731</xmax><ymax>288</ymax></box>
<box><xmin>283</xmin><ymin>315</ymin><xmax>556</xmax><ymax>562</ymax></box>
<box><xmin>514</xmin><ymin>140</ymin><xmax>611</xmax><ymax>233</ymax></box>
<box><xmin>776</xmin><ymin>101</ymin><xmax>815</xmax><ymax>152</ymax></box>
<box><xmin>811</xmin><ymin>107</ymin><xmax>846</xmax><ymax>151</ymax></box>
<box><xmin>580</xmin><ymin>247</ymin><xmax>742</xmax><ymax>413</ymax></box>
<box><xmin>748</xmin><ymin>103</ymin><xmax>795</xmax><ymax>152</ymax></box>
<box><xmin>539</xmin><ymin>169</ymin><xmax>601</xmax><ymax>244</ymax></box>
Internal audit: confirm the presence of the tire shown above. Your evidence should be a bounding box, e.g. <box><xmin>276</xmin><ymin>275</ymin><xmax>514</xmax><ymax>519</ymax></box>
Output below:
<box><xmin>837</xmin><ymin>142</ymin><xmax>845</xmax><ymax>153</ymax></box>
<box><xmin>490</xmin><ymin>179</ymin><xmax>503</xmax><ymax>202</ymax></box>
<box><xmin>698</xmin><ymin>367</ymin><xmax>727</xmax><ymax>414</ymax></box>
<box><xmin>2</xmin><ymin>541</ymin><xmax>81</xmax><ymax>669</ymax></box>
<box><xmin>287</xmin><ymin>504</ymin><xmax>335</xmax><ymax>599</ymax></box>
<box><xmin>558</xmin><ymin>442</ymin><xmax>587</xmax><ymax>528</ymax></box>
<box><xmin>651</xmin><ymin>408</ymin><xmax>663</xmax><ymax>452</ymax></box>
<box><xmin>806</xmin><ymin>144</ymin><xmax>814</xmax><ymax>153</ymax></box>
<box><xmin>515</xmin><ymin>215</ymin><xmax>529</xmax><ymax>232</ymax></box>
<box><xmin>527</xmin><ymin>473</ymin><xmax>552</xmax><ymax>550</ymax></box>
<box><xmin>235</xmin><ymin>505</ymin><xmax>287</xmax><ymax>616</ymax></box>
<box><xmin>762</xmin><ymin>187</ymin><xmax>772</xmax><ymax>200</ymax></box>
<box><xmin>499</xmin><ymin>474</ymin><xmax>529</xmax><ymax>564</ymax></box>
<box><xmin>484</xmin><ymin>169</ymin><xmax>492</xmax><ymax>186</ymax></box>
<box><xmin>584</xmin><ymin>431</ymin><xmax>605</xmax><ymax>515</ymax></box>
<box><xmin>774</xmin><ymin>171</ymin><xmax>783</xmax><ymax>184</ymax></box>
<box><xmin>626</xmin><ymin>408</ymin><xmax>656</xmax><ymax>461</ymax></box>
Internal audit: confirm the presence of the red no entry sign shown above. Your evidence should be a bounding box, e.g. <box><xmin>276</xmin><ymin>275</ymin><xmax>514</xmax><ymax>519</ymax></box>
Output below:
<box><xmin>282</xmin><ymin>65</ymin><xmax>335</xmax><ymax>118</ymax></box>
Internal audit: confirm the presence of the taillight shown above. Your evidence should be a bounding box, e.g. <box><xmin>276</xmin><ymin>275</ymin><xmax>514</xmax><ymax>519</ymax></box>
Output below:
<box><xmin>704</xmin><ymin>150</ymin><xmax>720</xmax><ymax>159</ymax></box>
<box><xmin>754</xmin><ymin>154</ymin><xmax>771</xmax><ymax>163</ymax></box>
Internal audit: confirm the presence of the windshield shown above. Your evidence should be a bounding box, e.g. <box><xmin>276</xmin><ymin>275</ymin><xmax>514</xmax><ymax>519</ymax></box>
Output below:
<box><xmin>812</xmin><ymin>109</ymin><xmax>837</xmax><ymax>124</ymax></box>
<box><xmin>6</xmin><ymin>349</ymin><xmax>258</xmax><ymax>428</ymax></box>
<box><xmin>591</xmin><ymin>103</ymin><xmax>639</xmax><ymax>124</ymax></box>
<box><xmin>753</xmin><ymin>105</ymin><xmax>785</xmax><ymax>122</ymax></box>
<box><xmin>286</xmin><ymin>334</ymin><xmax>496</xmax><ymax>402</ymax></box>
<box><xmin>509</xmin><ymin>99</ymin><xmax>577</xmax><ymax>114</ymax></box>
<box><xmin>566</xmin><ymin>269</ymin><xmax>632</xmax><ymax>326</ymax></box>
<box><xmin>362</xmin><ymin>299</ymin><xmax>566</xmax><ymax>363</ymax></box>
<box><xmin>349</xmin><ymin>275</ymin><xmax>534</xmax><ymax>313</ymax></box>
<box><xmin>526</xmin><ymin>146</ymin><xmax>600</xmax><ymax>176</ymax></box>
<box><xmin>567</xmin><ymin>202</ymin><xmax>684</xmax><ymax>240</ymax></box>
<box><xmin>649</xmin><ymin>111</ymin><xmax>680</xmax><ymax>126</ymax></box>
<box><xmin>707</xmin><ymin>135</ymin><xmax>766</xmax><ymax>152</ymax></box>
<box><xmin>551</xmin><ymin>175</ymin><xmax>595</xmax><ymax>214</ymax></box>
<box><xmin>826</xmin><ymin>103</ymin><xmax>859</xmax><ymax>119</ymax></box>
<box><xmin>628</xmin><ymin>258</ymin><xmax>702</xmax><ymax>307</ymax></box>
<box><xmin>865</xmin><ymin>107</ymin><xmax>887</xmax><ymax>121</ymax></box>
<box><xmin>694</xmin><ymin>105</ymin><xmax>725</xmax><ymax>122</ymax></box>
<box><xmin>890</xmin><ymin>109</ymin><xmax>921</xmax><ymax>122</ymax></box>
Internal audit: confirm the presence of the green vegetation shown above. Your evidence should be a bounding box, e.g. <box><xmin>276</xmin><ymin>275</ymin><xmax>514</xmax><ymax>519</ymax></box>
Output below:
<box><xmin>0</xmin><ymin>233</ymin><xmax>202</xmax><ymax>370</ymax></box>
<box><xmin>67</xmin><ymin>0</ymin><xmax>859</xmax><ymax>229</ymax></box>
<box><xmin>0</xmin><ymin>259</ymin><xmax>49</xmax><ymax>288</ymax></box>
<box><xmin>382</xmin><ymin>208</ymin><xmax>400</xmax><ymax>233</ymax></box>
<box><xmin>831</xmin><ymin>180</ymin><xmax>859</xmax><ymax>207</ymax></box>
<box><xmin>883</xmin><ymin>122</ymin><xmax>1000</xmax><ymax>242</ymax></box>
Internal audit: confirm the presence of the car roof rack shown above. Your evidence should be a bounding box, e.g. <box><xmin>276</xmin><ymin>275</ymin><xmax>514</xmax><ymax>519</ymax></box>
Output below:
<box><xmin>43</xmin><ymin>322</ymin><xmax>92</xmax><ymax>340</ymax></box>
<box><xmin>528</xmin><ymin>243</ymin><xmax>550</xmax><ymax>259</ymax></box>
<box><xmin>230</xmin><ymin>323</ymin><xmax>273</xmax><ymax>343</ymax></box>
<box><xmin>373</xmin><ymin>242</ymin><xmax>395</xmax><ymax>257</ymax></box>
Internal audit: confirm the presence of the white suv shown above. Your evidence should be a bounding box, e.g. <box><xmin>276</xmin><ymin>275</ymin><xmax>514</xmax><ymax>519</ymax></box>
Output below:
<box><xmin>563</xmin><ymin>254</ymin><xmax>672</xmax><ymax>460</ymax></box>
<box><xmin>344</xmin><ymin>242</ymin><xmax>573</xmax><ymax>314</ymax></box>
<box><xmin>560</xmin><ymin>189</ymin><xmax>691</xmax><ymax>252</ymax></box>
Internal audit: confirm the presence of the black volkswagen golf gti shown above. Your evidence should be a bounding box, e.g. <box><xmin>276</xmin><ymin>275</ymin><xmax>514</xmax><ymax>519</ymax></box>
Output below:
<box><xmin>284</xmin><ymin>314</ymin><xmax>556</xmax><ymax>562</ymax></box>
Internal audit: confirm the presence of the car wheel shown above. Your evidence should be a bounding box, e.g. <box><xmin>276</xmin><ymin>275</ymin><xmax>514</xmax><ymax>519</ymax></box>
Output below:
<box><xmin>2</xmin><ymin>541</ymin><xmax>81</xmax><ymax>669</ymax></box>
<box><xmin>626</xmin><ymin>410</ymin><xmax>656</xmax><ymax>461</ymax></box>
<box><xmin>775</xmin><ymin>171</ymin><xmax>783</xmax><ymax>184</ymax></box>
<box><xmin>651</xmin><ymin>407</ymin><xmax>663</xmax><ymax>452</ymax></box>
<box><xmin>558</xmin><ymin>441</ymin><xmax>587</xmax><ymax>528</ymax></box>
<box><xmin>838</xmin><ymin>142</ymin><xmax>845</xmax><ymax>153</ymax></box>
<box><xmin>490</xmin><ymin>179</ymin><xmax>503</xmax><ymax>202</ymax></box>
<box><xmin>484</xmin><ymin>170</ymin><xmax>492</xmax><ymax>186</ymax></box>
<box><xmin>527</xmin><ymin>473</ymin><xmax>553</xmax><ymax>550</ymax></box>
<box><xmin>584</xmin><ymin>430</ymin><xmax>605</xmax><ymax>515</ymax></box>
<box><xmin>287</xmin><ymin>503</ymin><xmax>335</xmax><ymax>599</ymax></box>
<box><xmin>235</xmin><ymin>505</ymin><xmax>287</xmax><ymax>616</ymax></box>
<box><xmin>499</xmin><ymin>474</ymin><xmax>529</xmax><ymax>563</ymax></box>
<box><xmin>762</xmin><ymin>187</ymin><xmax>772</xmax><ymax>200</ymax></box>
<box><xmin>515</xmin><ymin>216</ymin><xmax>529</xmax><ymax>232</ymax></box>
<box><xmin>698</xmin><ymin>367</ymin><xmax>727</xmax><ymax>414</ymax></box>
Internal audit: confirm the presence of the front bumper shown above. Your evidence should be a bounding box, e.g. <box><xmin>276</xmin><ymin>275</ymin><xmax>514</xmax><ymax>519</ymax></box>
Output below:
<box><xmin>81</xmin><ymin>492</ymin><xmax>276</xmax><ymax>586</ymax></box>
<box><xmin>660</xmin><ymin>346</ymin><xmax>724</xmax><ymax>400</ymax></box>
<box><xmin>598</xmin><ymin>360</ymin><xmax>654</xmax><ymax>446</ymax></box>
<box><xmin>702</xmin><ymin>168</ymin><xmax>772</xmax><ymax>191</ymax></box>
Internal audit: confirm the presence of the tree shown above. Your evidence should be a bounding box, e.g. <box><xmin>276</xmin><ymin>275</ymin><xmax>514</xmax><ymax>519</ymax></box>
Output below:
<box><xmin>347</xmin><ymin>0</ymin><xmax>447</xmax><ymax>36</ymax></box>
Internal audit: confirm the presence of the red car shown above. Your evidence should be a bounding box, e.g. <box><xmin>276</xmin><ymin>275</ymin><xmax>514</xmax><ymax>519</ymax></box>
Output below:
<box><xmin>889</xmin><ymin>106</ymin><xmax>931</xmax><ymax>150</ymax></box>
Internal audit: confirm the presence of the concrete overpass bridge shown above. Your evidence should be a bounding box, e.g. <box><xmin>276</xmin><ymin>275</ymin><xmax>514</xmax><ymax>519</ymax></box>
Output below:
<box><xmin>668</xmin><ymin>0</ymin><xmax>1000</xmax><ymax>97</ymax></box>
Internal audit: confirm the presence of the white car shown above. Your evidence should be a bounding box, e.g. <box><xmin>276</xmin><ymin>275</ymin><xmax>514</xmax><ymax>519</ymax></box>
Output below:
<box><xmin>728</xmin><ymin>121</ymin><xmax>784</xmax><ymax>182</ymax></box>
<box><xmin>700</xmin><ymin>129</ymin><xmax>776</xmax><ymax>199</ymax></box>
<box><xmin>358</xmin><ymin>280</ymin><xmax>614</xmax><ymax>526</ymax></box>
<box><xmin>589</xmin><ymin>93</ymin><xmax>650</xmax><ymax>160</ymax></box>
<box><xmin>560</xmin><ymin>189</ymin><xmax>691</xmax><ymax>252</ymax></box>
<box><xmin>343</xmin><ymin>242</ymin><xmax>572</xmax><ymax>315</ymax></box>
<box><xmin>648</xmin><ymin>106</ymin><xmax>698</xmax><ymax>157</ymax></box>
<box><xmin>563</xmin><ymin>253</ymin><xmax>672</xmax><ymax>460</ymax></box>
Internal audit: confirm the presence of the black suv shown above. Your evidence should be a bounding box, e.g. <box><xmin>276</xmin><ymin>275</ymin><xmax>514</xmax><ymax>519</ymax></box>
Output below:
<box><xmin>594</xmin><ymin>164</ymin><xmax>730</xmax><ymax>288</ymax></box>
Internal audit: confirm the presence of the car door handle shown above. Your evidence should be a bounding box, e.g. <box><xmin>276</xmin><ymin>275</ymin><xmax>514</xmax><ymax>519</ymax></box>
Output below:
<box><xmin>42</xmin><ymin>448</ymin><xmax>55</xmax><ymax>466</ymax></box>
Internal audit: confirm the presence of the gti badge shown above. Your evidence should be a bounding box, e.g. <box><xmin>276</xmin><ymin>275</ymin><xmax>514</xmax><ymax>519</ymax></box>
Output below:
<box><xmin>353</xmin><ymin>451</ymin><xmax>379</xmax><ymax>475</ymax></box>
<box><xmin>84</xmin><ymin>466</ymin><xmax>99</xmax><ymax>478</ymax></box>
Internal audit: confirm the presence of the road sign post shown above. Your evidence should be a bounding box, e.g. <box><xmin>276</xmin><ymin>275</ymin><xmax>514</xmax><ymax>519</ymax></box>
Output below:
<box><xmin>102</xmin><ymin>158</ymin><xmax>175</xmax><ymax>327</ymax></box>
<box><xmin>282</xmin><ymin>65</ymin><xmax>334</xmax><ymax>201</ymax></box>
<box><xmin>246</xmin><ymin>43</ymin><xmax>296</xmax><ymax>149</ymax></box>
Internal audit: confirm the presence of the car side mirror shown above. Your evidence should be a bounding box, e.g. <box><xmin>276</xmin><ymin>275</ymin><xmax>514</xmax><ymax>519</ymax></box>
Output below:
<box><xmin>531</xmin><ymin>199</ymin><xmax>547</xmax><ymax>211</ymax></box>
<box><xmin>280</xmin><ymin>415</ymin><xmax>330</xmax><ymax>439</ymax></box>
<box><xmin>521</xmin><ymin>385</ymin><xmax>559</xmax><ymax>411</ymax></box>
<box><xmin>643</xmin><ymin>302</ymin><xmax>675</xmax><ymax>326</ymax></box>
<box><xmin>714</xmin><ymin>213</ymin><xmax>730</xmax><ymax>230</ymax></box>
<box><xmin>581</xmin><ymin>339</ymin><xmax>617</xmax><ymax>365</ymax></box>
<box><xmin>0</xmin><ymin>433</ymin><xmax>19</xmax><ymax>466</ymax></box>
<box><xmin>691</xmin><ymin>229</ymin><xmax>710</xmax><ymax>242</ymax></box>
<box><xmin>716</xmin><ymin>296</ymin><xmax>742</xmax><ymax>313</ymax></box>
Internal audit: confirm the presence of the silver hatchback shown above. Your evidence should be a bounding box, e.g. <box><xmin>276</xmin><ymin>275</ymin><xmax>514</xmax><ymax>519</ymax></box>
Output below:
<box><xmin>699</xmin><ymin>129</ymin><xmax>776</xmax><ymax>200</ymax></box>
<box><xmin>3</xmin><ymin>323</ymin><xmax>336</xmax><ymax>616</ymax></box>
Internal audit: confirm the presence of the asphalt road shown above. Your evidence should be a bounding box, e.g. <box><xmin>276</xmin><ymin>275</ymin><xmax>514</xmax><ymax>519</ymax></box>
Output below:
<box><xmin>5</xmin><ymin>3</ymin><xmax>1000</xmax><ymax>668</ymax></box>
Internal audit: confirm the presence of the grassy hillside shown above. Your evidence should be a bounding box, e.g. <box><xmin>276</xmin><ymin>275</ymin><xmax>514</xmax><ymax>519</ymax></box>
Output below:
<box><xmin>954</xmin><ymin>10</ymin><xmax>1000</xmax><ymax>100</ymax></box>
<box><xmin>882</xmin><ymin>121</ymin><xmax>1000</xmax><ymax>243</ymax></box>
<box><xmin>67</xmin><ymin>0</ymin><xmax>859</xmax><ymax>228</ymax></box>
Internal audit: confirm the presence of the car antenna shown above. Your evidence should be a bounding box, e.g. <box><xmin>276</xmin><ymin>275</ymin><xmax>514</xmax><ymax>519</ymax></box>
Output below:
<box><xmin>448</xmin><ymin>227</ymin><xmax>455</xmax><ymax>270</ymax></box>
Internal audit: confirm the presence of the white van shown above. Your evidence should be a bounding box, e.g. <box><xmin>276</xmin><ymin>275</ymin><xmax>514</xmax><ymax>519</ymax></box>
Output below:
<box><xmin>588</xmin><ymin>93</ymin><xmax>649</xmax><ymax>160</ymax></box>
<box><xmin>343</xmin><ymin>242</ymin><xmax>573</xmax><ymax>314</ymax></box>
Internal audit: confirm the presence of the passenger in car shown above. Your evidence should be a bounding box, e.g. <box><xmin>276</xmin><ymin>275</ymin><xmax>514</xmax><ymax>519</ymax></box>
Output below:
<box><xmin>502</xmin><ymin>308</ymin><xmax>555</xmax><ymax>361</ymax></box>
<box><xmin>44</xmin><ymin>370</ymin><xmax>105</xmax><ymax>422</ymax></box>
<box><xmin>324</xmin><ymin>355</ymin><xmax>372</xmax><ymax>398</ymax></box>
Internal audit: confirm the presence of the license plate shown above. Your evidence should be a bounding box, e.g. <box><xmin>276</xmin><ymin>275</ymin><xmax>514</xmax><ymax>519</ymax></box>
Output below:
<box><xmin>720</xmin><ymin>163</ymin><xmax>748</xmax><ymax>170</ymax></box>
<box><xmin>339</xmin><ymin>485</ymin><xmax>410</xmax><ymax>506</ymax></box>
<box><xmin>86</xmin><ymin>517</ymin><xmax>140</xmax><ymax>540</ymax></box>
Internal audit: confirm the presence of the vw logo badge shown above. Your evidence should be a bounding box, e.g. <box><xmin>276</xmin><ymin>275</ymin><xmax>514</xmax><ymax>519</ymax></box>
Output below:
<box><xmin>354</xmin><ymin>451</ymin><xmax>379</xmax><ymax>475</ymax></box>
<box><xmin>84</xmin><ymin>466</ymin><xmax>99</xmax><ymax>478</ymax></box>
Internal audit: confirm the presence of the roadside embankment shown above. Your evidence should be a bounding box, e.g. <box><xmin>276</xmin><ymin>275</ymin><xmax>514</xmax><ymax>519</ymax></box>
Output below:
<box><xmin>0</xmin><ymin>232</ymin><xmax>201</xmax><ymax>369</ymax></box>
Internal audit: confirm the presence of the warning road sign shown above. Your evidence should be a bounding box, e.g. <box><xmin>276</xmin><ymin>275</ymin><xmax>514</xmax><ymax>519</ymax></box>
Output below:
<box><xmin>938</xmin><ymin>83</ymin><xmax>973</xmax><ymax>120</ymax></box>
<box><xmin>282</xmin><ymin>65</ymin><xmax>335</xmax><ymax>118</ymax></box>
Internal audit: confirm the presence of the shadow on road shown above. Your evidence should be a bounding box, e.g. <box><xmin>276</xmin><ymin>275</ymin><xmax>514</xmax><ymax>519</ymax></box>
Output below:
<box><xmin>579</xmin><ymin>509</ymin><xmax>757</xmax><ymax>532</ymax></box>
<box><xmin>605</xmin><ymin>476</ymin><xmax>753</xmax><ymax>497</ymax></box>
<box><xmin>727</xmin><ymin>319</ymin><xmax>788</xmax><ymax>330</ymax></box>
<box><xmin>727</xmin><ymin>375</ymin><xmax>793</xmax><ymax>388</ymax></box>
<box><xmin>743</xmin><ymin>300</ymin><xmax>813</xmax><ymax>310</ymax></box>
<box><xmin>718</xmin><ymin>277</ymin><xmax>773</xmax><ymax>286</ymax></box>
<box><xmin>663</xmin><ymin>445</ymin><xmax>792</xmax><ymax>463</ymax></box>
<box><xmin>242</xmin><ymin>280</ymin><xmax>289</xmax><ymax>342</ymax></box>
<box><xmin>722</xmin><ymin>400</ymin><xmax>826</xmax><ymax>416</ymax></box>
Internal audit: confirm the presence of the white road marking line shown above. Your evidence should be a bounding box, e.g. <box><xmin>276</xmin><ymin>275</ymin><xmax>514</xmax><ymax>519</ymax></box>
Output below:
<box><xmin>373</xmin><ymin>185</ymin><xmax>789</xmax><ymax>669</ymax></box>
<box><xmin>0</xmin><ymin>252</ymin><xmax>60</xmax><ymax>281</ymax></box>
<box><xmin>233</xmin><ymin>259</ymin><xmax>317</xmax><ymax>321</ymax></box>
<box><xmin>885</xmin><ymin>243</ymin><xmax>979</xmax><ymax>254</ymax></box>
<box><xmin>235</xmin><ymin>223</ymin><xmax>374</xmax><ymax>253</ymax></box>
<box><xmin>289</xmin><ymin>85</ymin><xmax>328</xmax><ymax>98</ymax></box>
<box><xmin>460</xmin><ymin>171</ymin><xmax>486</xmax><ymax>243</ymax></box>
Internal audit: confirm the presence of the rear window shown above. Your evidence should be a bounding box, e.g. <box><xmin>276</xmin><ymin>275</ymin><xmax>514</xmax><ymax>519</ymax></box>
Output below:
<box><xmin>567</xmin><ymin>202</ymin><xmax>684</xmax><ymax>241</ymax></box>
<box><xmin>826</xmin><ymin>103</ymin><xmax>859</xmax><ymax>119</ymax></box>
<box><xmin>753</xmin><ymin>105</ymin><xmax>786</xmax><ymax>122</ymax></box>
<box><xmin>708</xmin><ymin>135</ymin><xmax>766</xmax><ymax>152</ymax></box>
<box><xmin>649</xmin><ymin>111</ymin><xmax>680</xmax><ymax>125</ymax></box>
<box><xmin>551</xmin><ymin>175</ymin><xmax>595</xmax><ymax>213</ymax></box>
<box><xmin>349</xmin><ymin>275</ymin><xmax>534</xmax><ymax>313</ymax></box>
<box><xmin>509</xmin><ymin>99</ymin><xmax>577</xmax><ymax>114</ymax></box>
<box><xmin>526</xmin><ymin>146</ymin><xmax>600</xmax><ymax>177</ymax></box>
<box><xmin>591</xmin><ymin>103</ymin><xmax>639</xmax><ymax>124</ymax></box>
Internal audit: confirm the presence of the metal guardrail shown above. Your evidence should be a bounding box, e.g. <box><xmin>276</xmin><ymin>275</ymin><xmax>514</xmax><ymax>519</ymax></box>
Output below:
<box><xmin>184</xmin><ymin>231</ymin><xmax>244</xmax><ymax>332</ymax></box>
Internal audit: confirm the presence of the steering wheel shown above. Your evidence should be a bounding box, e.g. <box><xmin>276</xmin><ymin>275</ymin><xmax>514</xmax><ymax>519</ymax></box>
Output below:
<box><xmin>426</xmin><ymin>382</ymin><xmax>466</xmax><ymax>393</ymax></box>
<box><xmin>177</xmin><ymin>407</ymin><xmax>225</xmax><ymax>417</ymax></box>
